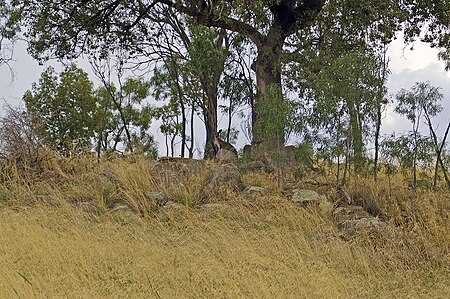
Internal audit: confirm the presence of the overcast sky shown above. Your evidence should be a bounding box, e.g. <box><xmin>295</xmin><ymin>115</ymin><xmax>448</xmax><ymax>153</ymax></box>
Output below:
<box><xmin>1</xmin><ymin>34</ymin><xmax>449</xmax><ymax>154</ymax></box>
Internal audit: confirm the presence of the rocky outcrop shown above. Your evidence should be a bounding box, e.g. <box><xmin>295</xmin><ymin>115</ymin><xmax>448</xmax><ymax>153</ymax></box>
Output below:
<box><xmin>288</xmin><ymin>189</ymin><xmax>388</xmax><ymax>240</ymax></box>
<box><xmin>152</xmin><ymin>158</ymin><xmax>206</xmax><ymax>190</ymax></box>
<box><xmin>200</xmin><ymin>163</ymin><xmax>245</xmax><ymax>202</ymax></box>
<box><xmin>241</xmin><ymin>160</ymin><xmax>274</xmax><ymax>173</ymax></box>
<box><xmin>290</xmin><ymin>189</ymin><xmax>334</xmax><ymax>215</ymax></box>
<box><xmin>215</xmin><ymin>148</ymin><xmax>238</xmax><ymax>164</ymax></box>
<box><xmin>333</xmin><ymin>205</ymin><xmax>387</xmax><ymax>240</ymax></box>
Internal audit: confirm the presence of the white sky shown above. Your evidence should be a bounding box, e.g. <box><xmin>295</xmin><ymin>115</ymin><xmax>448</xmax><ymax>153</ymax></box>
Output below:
<box><xmin>1</xmin><ymin>33</ymin><xmax>449</xmax><ymax>155</ymax></box>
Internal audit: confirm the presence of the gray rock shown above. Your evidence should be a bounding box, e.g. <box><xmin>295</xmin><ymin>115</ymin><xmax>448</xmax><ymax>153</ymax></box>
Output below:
<box><xmin>244</xmin><ymin>186</ymin><xmax>266</xmax><ymax>195</ymax></box>
<box><xmin>144</xmin><ymin>191</ymin><xmax>169</xmax><ymax>207</ymax></box>
<box><xmin>333</xmin><ymin>205</ymin><xmax>388</xmax><ymax>240</ymax></box>
<box><xmin>198</xmin><ymin>203</ymin><xmax>225</xmax><ymax>212</ymax></box>
<box><xmin>333</xmin><ymin>205</ymin><xmax>371</xmax><ymax>222</ymax></box>
<box><xmin>241</xmin><ymin>160</ymin><xmax>274</xmax><ymax>173</ymax></box>
<box><xmin>160</xmin><ymin>200</ymin><xmax>180</xmax><ymax>212</ymax></box>
<box><xmin>216</xmin><ymin>148</ymin><xmax>238</xmax><ymax>164</ymax></box>
<box><xmin>200</xmin><ymin>163</ymin><xmax>245</xmax><ymax>202</ymax></box>
<box><xmin>110</xmin><ymin>204</ymin><xmax>132</xmax><ymax>213</ymax></box>
<box><xmin>291</xmin><ymin>189</ymin><xmax>327</xmax><ymax>206</ymax></box>
<box><xmin>25</xmin><ymin>195</ymin><xmax>61</xmax><ymax>207</ymax></box>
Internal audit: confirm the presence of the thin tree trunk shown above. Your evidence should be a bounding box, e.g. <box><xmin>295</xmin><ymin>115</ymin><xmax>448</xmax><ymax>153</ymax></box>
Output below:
<box><xmin>424</xmin><ymin>107</ymin><xmax>450</xmax><ymax>189</ymax></box>
<box><xmin>165</xmin><ymin>134</ymin><xmax>169</xmax><ymax>157</ymax></box>
<box><xmin>226</xmin><ymin>93</ymin><xmax>233</xmax><ymax>143</ymax></box>
<box><xmin>374</xmin><ymin>46</ymin><xmax>388</xmax><ymax>182</ymax></box>
<box><xmin>189</xmin><ymin>103</ymin><xmax>195</xmax><ymax>159</ymax></box>
<box><xmin>411</xmin><ymin>120</ymin><xmax>418</xmax><ymax>219</ymax></box>
<box><xmin>341</xmin><ymin>139</ymin><xmax>350</xmax><ymax>186</ymax></box>
<box><xmin>348</xmin><ymin>103</ymin><xmax>363</xmax><ymax>173</ymax></box>
<box><xmin>432</xmin><ymin>121</ymin><xmax>450</xmax><ymax>189</ymax></box>
<box><xmin>96</xmin><ymin>104</ymin><xmax>109</xmax><ymax>159</ymax></box>
<box><xmin>168</xmin><ymin>59</ymin><xmax>186</xmax><ymax>158</ymax></box>
<box><xmin>374</xmin><ymin>105</ymin><xmax>382</xmax><ymax>181</ymax></box>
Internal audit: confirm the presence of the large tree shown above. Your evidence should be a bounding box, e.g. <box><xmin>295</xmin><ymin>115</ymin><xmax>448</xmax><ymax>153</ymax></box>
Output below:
<box><xmin>11</xmin><ymin>0</ymin><xmax>449</xmax><ymax>152</ymax></box>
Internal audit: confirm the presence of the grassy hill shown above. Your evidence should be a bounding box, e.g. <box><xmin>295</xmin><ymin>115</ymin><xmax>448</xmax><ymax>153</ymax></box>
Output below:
<box><xmin>0</xmin><ymin>156</ymin><xmax>448</xmax><ymax>298</ymax></box>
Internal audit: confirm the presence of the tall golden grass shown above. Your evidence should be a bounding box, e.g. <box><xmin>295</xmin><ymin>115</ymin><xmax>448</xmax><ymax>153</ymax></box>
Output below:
<box><xmin>0</xmin><ymin>155</ymin><xmax>448</xmax><ymax>298</ymax></box>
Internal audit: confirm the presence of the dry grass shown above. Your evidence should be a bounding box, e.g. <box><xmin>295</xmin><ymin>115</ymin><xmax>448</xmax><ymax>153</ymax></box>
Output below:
<box><xmin>0</xmin><ymin>156</ymin><xmax>449</xmax><ymax>298</ymax></box>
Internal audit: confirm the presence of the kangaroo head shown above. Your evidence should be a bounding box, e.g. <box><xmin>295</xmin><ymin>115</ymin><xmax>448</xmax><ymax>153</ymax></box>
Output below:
<box><xmin>212</xmin><ymin>129</ymin><xmax>222</xmax><ymax>153</ymax></box>
<box><xmin>213</xmin><ymin>129</ymin><xmax>237</xmax><ymax>156</ymax></box>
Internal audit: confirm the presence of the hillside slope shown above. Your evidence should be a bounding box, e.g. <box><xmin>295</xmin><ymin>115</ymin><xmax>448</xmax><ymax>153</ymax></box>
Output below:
<box><xmin>0</xmin><ymin>156</ymin><xmax>448</xmax><ymax>298</ymax></box>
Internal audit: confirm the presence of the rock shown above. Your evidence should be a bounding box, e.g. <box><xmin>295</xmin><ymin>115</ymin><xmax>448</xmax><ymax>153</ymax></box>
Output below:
<box><xmin>160</xmin><ymin>200</ymin><xmax>180</xmax><ymax>212</ymax></box>
<box><xmin>318</xmin><ymin>200</ymin><xmax>334</xmax><ymax>215</ymax></box>
<box><xmin>291</xmin><ymin>189</ymin><xmax>327</xmax><ymax>207</ymax></box>
<box><xmin>25</xmin><ymin>195</ymin><xmax>61</xmax><ymax>207</ymax></box>
<box><xmin>333</xmin><ymin>205</ymin><xmax>388</xmax><ymax>240</ymax></box>
<box><xmin>198</xmin><ymin>203</ymin><xmax>225</xmax><ymax>212</ymax></box>
<box><xmin>333</xmin><ymin>205</ymin><xmax>371</xmax><ymax>223</ymax></box>
<box><xmin>338</xmin><ymin>218</ymin><xmax>388</xmax><ymax>241</ymax></box>
<box><xmin>152</xmin><ymin>158</ymin><xmax>205</xmax><ymax>190</ymax></box>
<box><xmin>216</xmin><ymin>148</ymin><xmax>238</xmax><ymax>164</ymax></box>
<box><xmin>241</xmin><ymin>160</ymin><xmax>274</xmax><ymax>173</ymax></box>
<box><xmin>144</xmin><ymin>191</ymin><xmax>169</xmax><ymax>207</ymax></box>
<box><xmin>100</xmin><ymin>169</ymin><xmax>118</xmax><ymax>183</ymax></box>
<box><xmin>200</xmin><ymin>163</ymin><xmax>245</xmax><ymax>202</ymax></box>
<box><xmin>244</xmin><ymin>186</ymin><xmax>266</xmax><ymax>195</ymax></box>
<box><xmin>110</xmin><ymin>204</ymin><xmax>132</xmax><ymax>213</ymax></box>
<box><xmin>76</xmin><ymin>201</ymin><xmax>98</xmax><ymax>214</ymax></box>
<box><xmin>283</xmin><ymin>145</ymin><xmax>297</xmax><ymax>162</ymax></box>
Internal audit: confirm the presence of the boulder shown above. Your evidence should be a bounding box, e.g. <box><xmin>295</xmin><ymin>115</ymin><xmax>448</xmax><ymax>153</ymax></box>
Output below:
<box><xmin>333</xmin><ymin>205</ymin><xmax>387</xmax><ymax>240</ymax></box>
<box><xmin>241</xmin><ymin>160</ymin><xmax>274</xmax><ymax>173</ymax></box>
<box><xmin>144</xmin><ymin>191</ymin><xmax>169</xmax><ymax>207</ymax></box>
<box><xmin>152</xmin><ymin>158</ymin><xmax>206</xmax><ymax>190</ymax></box>
<box><xmin>244</xmin><ymin>186</ymin><xmax>266</xmax><ymax>195</ymax></box>
<box><xmin>200</xmin><ymin>163</ymin><xmax>245</xmax><ymax>202</ymax></box>
<box><xmin>291</xmin><ymin>189</ymin><xmax>327</xmax><ymax>207</ymax></box>
<box><xmin>110</xmin><ymin>204</ymin><xmax>133</xmax><ymax>213</ymax></box>
<box><xmin>216</xmin><ymin>148</ymin><xmax>238</xmax><ymax>164</ymax></box>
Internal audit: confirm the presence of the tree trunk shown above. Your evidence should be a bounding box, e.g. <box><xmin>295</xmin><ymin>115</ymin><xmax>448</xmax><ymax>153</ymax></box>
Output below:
<box><xmin>189</xmin><ymin>103</ymin><xmax>195</xmax><ymax>159</ymax></box>
<box><xmin>348</xmin><ymin>103</ymin><xmax>364</xmax><ymax>173</ymax></box>
<box><xmin>251</xmin><ymin>41</ymin><xmax>285</xmax><ymax>159</ymax></box>
<box><xmin>432</xmin><ymin>121</ymin><xmax>450</xmax><ymax>189</ymax></box>
<box><xmin>168</xmin><ymin>58</ymin><xmax>187</xmax><ymax>158</ymax></box>
<box><xmin>203</xmin><ymin>89</ymin><xmax>218</xmax><ymax>159</ymax></box>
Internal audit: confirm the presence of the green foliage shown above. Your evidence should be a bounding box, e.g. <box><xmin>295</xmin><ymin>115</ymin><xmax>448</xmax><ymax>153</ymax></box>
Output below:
<box><xmin>381</xmin><ymin>134</ymin><xmax>435</xmax><ymax>170</ymax></box>
<box><xmin>306</xmin><ymin>49</ymin><xmax>387</xmax><ymax>171</ymax></box>
<box><xmin>187</xmin><ymin>25</ymin><xmax>229</xmax><ymax>87</ymax></box>
<box><xmin>96</xmin><ymin>77</ymin><xmax>157</xmax><ymax>158</ymax></box>
<box><xmin>295</xmin><ymin>142</ymin><xmax>314</xmax><ymax>168</ymax></box>
<box><xmin>0</xmin><ymin>186</ymin><xmax>12</xmax><ymax>203</ymax></box>
<box><xmin>254</xmin><ymin>84</ymin><xmax>288</xmax><ymax>144</ymax></box>
<box><xmin>149</xmin><ymin>65</ymin><xmax>184</xmax><ymax>146</ymax></box>
<box><xmin>0</xmin><ymin>0</ymin><xmax>20</xmax><ymax>66</ymax></box>
<box><xmin>23</xmin><ymin>65</ymin><xmax>100</xmax><ymax>155</ymax></box>
<box><xmin>395</xmin><ymin>82</ymin><xmax>443</xmax><ymax>124</ymax></box>
<box><xmin>401</xmin><ymin>0</ymin><xmax>450</xmax><ymax>69</ymax></box>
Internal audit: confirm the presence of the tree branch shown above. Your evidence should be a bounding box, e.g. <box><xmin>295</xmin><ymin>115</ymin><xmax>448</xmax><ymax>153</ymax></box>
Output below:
<box><xmin>156</xmin><ymin>0</ymin><xmax>264</xmax><ymax>47</ymax></box>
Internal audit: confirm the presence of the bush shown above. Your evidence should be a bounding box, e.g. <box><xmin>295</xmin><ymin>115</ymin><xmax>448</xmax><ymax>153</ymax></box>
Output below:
<box><xmin>0</xmin><ymin>104</ymin><xmax>48</xmax><ymax>167</ymax></box>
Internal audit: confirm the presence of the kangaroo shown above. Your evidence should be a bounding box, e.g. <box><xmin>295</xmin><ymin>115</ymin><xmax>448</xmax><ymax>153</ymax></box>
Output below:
<box><xmin>212</xmin><ymin>130</ymin><xmax>238</xmax><ymax>163</ymax></box>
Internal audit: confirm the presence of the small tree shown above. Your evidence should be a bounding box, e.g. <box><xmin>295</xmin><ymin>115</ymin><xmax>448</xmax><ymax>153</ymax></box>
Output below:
<box><xmin>395</xmin><ymin>82</ymin><xmax>443</xmax><ymax>215</ymax></box>
<box><xmin>23</xmin><ymin>65</ymin><xmax>100</xmax><ymax>156</ymax></box>
<box><xmin>95</xmin><ymin>77</ymin><xmax>157</xmax><ymax>158</ymax></box>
